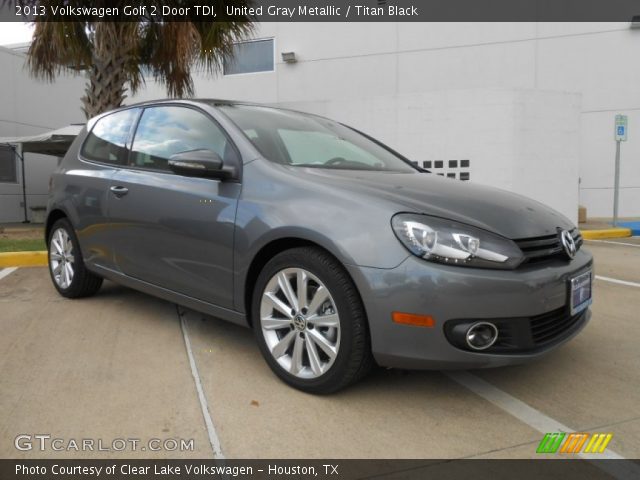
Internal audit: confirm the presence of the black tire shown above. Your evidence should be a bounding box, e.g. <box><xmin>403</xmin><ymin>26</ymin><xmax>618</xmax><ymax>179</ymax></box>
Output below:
<box><xmin>252</xmin><ymin>247</ymin><xmax>373</xmax><ymax>394</ymax></box>
<box><xmin>47</xmin><ymin>218</ymin><xmax>103</xmax><ymax>298</ymax></box>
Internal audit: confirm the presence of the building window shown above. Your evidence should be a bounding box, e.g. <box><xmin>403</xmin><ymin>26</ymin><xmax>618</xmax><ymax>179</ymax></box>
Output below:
<box><xmin>223</xmin><ymin>39</ymin><xmax>274</xmax><ymax>75</ymax></box>
<box><xmin>0</xmin><ymin>145</ymin><xmax>18</xmax><ymax>183</ymax></box>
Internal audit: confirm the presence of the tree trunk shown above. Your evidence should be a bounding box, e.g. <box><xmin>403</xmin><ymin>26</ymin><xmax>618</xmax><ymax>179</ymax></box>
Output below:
<box><xmin>81</xmin><ymin>23</ymin><xmax>131</xmax><ymax>119</ymax></box>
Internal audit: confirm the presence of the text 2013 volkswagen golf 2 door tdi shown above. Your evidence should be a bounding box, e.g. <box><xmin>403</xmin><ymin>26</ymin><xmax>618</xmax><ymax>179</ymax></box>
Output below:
<box><xmin>46</xmin><ymin>100</ymin><xmax>593</xmax><ymax>393</ymax></box>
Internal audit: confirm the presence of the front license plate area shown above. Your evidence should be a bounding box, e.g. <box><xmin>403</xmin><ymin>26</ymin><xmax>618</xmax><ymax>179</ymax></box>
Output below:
<box><xmin>570</xmin><ymin>270</ymin><xmax>592</xmax><ymax>315</ymax></box>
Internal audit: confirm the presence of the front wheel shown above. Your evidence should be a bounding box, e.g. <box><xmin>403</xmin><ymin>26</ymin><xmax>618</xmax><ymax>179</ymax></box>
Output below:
<box><xmin>48</xmin><ymin>218</ymin><xmax>103</xmax><ymax>298</ymax></box>
<box><xmin>252</xmin><ymin>247</ymin><xmax>372</xmax><ymax>394</ymax></box>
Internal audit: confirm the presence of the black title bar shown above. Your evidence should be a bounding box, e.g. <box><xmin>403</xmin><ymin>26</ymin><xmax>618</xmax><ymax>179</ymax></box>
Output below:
<box><xmin>2</xmin><ymin>459</ymin><xmax>639</xmax><ymax>480</ymax></box>
<box><xmin>1</xmin><ymin>0</ymin><xmax>640</xmax><ymax>22</ymax></box>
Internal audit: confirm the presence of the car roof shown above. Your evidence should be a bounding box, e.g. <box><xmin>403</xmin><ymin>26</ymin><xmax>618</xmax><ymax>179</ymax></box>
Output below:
<box><xmin>117</xmin><ymin>98</ymin><xmax>273</xmax><ymax>110</ymax></box>
<box><xmin>87</xmin><ymin>98</ymin><xmax>329</xmax><ymax>128</ymax></box>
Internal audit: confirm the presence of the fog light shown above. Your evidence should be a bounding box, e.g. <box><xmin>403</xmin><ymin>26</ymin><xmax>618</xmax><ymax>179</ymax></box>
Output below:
<box><xmin>466</xmin><ymin>322</ymin><xmax>498</xmax><ymax>350</ymax></box>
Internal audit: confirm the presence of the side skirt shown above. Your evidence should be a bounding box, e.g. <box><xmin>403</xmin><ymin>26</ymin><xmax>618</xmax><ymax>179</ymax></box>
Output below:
<box><xmin>91</xmin><ymin>264</ymin><xmax>249</xmax><ymax>327</ymax></box>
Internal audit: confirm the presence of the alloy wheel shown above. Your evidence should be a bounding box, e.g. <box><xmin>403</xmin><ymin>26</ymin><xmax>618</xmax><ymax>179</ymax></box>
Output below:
<box><xmin>260</xmin><ymin>268</ymin><xmax>341</xmax><ymax>379</ymax></box>
<box><xmin>49</xmin><ymin>227</ymin><xmax>75</xmax><ymax>289</ymax></box>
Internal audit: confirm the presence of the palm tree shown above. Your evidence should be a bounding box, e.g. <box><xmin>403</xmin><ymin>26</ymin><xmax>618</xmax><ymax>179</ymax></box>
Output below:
<box><xmin>9</xmin><ymin>1</ymin><xmax>255</xmax><ymax>118</ymax></box>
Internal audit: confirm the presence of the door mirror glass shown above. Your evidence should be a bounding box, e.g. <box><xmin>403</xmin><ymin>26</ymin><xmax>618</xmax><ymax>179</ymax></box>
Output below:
<box><xmin>168</xmin><ymin>149</ymin><xmax>227</xmax><ymax>178</ymax></box>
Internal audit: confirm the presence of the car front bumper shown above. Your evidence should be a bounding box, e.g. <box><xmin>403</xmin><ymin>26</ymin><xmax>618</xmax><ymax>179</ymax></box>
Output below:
<box><xmin>346</xmin><ymin>249</ymin><xmax>593</xmax><ymax>370</ymax></box>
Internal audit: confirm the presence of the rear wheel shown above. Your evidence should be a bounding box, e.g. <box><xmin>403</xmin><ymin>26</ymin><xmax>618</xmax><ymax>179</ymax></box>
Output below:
<box><xmin>48</xmin><ymin>218</ymin><xmax>103</xmax><ymax>298</ymax></box>
<box><xmin>252</xmin><ymin>247</ymin><xmax>372</xmax><ymax>394</ymax></box>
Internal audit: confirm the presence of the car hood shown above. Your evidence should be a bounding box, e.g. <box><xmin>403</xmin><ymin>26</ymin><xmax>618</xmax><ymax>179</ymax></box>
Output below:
<box><xmin>290</xmin><ymin>167</ymin><xmax>574</xmax><ymax>239</ymax></box>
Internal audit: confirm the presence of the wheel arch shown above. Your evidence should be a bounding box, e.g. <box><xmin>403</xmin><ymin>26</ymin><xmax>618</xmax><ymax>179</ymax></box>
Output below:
<box><xmin>45</xmin><ymin>209</ymin><xmax>69</xmax><ymax>243</ymax></box>
<box><xmin>243</xmin><ymin>237</ymin><xmax>365</xmax><ymax>329</ymax></box>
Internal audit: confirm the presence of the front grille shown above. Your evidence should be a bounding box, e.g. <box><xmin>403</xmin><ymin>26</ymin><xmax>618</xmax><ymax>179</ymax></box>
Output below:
<box><xmin>530</xmin><ymin>307</ymin><xmax>584</xmax><ymax>346</ymax></box>
<box><xmin>514</xmin><ymin>229</ymin><xmax>583</xmax><ymax>266</ymax></box>
<box><xmin>492</xmin><ymin>307</ymin><xmax>586</xmax><ymax>351</ymax></box>
<box><xmin>445</xmin><ymin>307</ymin><xmax>589</xmax><ymax>354</ymax></box>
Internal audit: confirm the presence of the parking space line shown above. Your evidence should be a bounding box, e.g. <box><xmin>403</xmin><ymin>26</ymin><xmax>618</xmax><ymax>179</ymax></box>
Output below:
<box><xmin>585</xmin><ymin>239</ymin><xmax>640</xmax><ymax>248</ymax></box>
<box><xmin>447</xmin><ymin>371</ymin><xmax>579</xmax><ymax>438</ymax></box>
<box><xmin>177</xmin><ymin>306</ymin><xmax>225</xmax><ymax>459</ymax></box>
<box><xmin>595</xmin><ymin>275</ymin><xmax>640</xmax><ymax>288</ymax></box>
<box><xmin>0</xmin><ymin>267</ymin><xmax>18</xmax><ymax>281</ymax></box>
<box><xmin>446</xmin><ymin>372</ymin><xmax>640</xmax><ymax>477</ymax></box>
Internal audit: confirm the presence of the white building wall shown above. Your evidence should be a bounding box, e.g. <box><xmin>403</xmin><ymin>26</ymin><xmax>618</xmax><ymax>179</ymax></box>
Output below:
<box><xmin>1</xmin><ymin>22</ymin><xmax>638</xmax><ymax>222</ymax></box>
<box><xmin>533</xmin><ymin>24</ymin><xmax>640</xmax><ymax>217</ymax></box>
<box><xmin>0</xmin><ymin>45</ymin><xmax>85</xmax><ymax>222</ymax></box>
<box><xmin>0</xmin><ymin>47</ymin><xmax>85</xmax><ymax>136</ymax></box>
<box><xmin>275</xmin><ymin>89</ymin><xmax>581</xmax><ymax>222</ymax></box>
<box><xmin>134</xmin><ymin>22</ymin><xmax>640</xmax><ymax>220</ymax></box>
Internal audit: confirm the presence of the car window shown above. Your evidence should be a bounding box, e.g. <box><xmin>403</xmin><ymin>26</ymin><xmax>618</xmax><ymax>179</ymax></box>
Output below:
<box><xmin>81</xmin><ymin>109</ymin><xmax>139</xmax><ymax>165</ymax></box>
<box><xmin>278</xmin><ymin>129</ymin><xmax>382</xmax><ymax>167</ymax></box>
<box><xmin>130</xmin><ymin>106</ymin><xmax>234</xmax><ymax>171</ymax></box>
<box><xmin>218</xmin><ymin>105</ymin><xmax>415</xmax><ymax>172</ymax></box>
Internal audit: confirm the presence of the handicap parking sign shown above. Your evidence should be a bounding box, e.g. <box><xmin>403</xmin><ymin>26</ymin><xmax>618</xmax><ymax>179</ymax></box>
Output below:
<box><xmin>615</xmin><ymin>115</ymin><xmax>628</xmax><ymax>141</ymax></box>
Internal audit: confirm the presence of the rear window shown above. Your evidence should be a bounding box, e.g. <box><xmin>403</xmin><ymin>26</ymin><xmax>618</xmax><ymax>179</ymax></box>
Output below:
<box><xmin>81</xmin><ymin>109</ymin><xmax>139</xmax><ymax>165</ymax></box>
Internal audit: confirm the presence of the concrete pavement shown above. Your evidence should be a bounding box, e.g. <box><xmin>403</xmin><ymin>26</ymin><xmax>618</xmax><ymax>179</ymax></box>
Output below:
<box><xmin>0</xmin><ymin>239</ymin><xmax>638</xmax><ymax>459</ymax></box>
<box><xmin>0</xmin><ymin>270</ymin><xmax>211</xmax><ymax>458</ymax></box>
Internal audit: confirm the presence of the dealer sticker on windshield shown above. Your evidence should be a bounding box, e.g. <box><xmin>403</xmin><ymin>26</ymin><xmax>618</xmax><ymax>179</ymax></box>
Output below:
<box><xmin>570</xmin><ymin>270</ymin><xmax>592</xmax><ymax>315</ymax></box>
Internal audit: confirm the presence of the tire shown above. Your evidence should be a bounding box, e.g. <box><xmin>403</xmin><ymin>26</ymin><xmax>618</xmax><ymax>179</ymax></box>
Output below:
<box><xmin>252</xmin><ymin>247</ymin><xmax>373</xmax><ymax>394</ymax></box>
<box><xmin>47</xmin><ymin>218</ymin><xmax>103</xmax><ymax>298</ymax></box>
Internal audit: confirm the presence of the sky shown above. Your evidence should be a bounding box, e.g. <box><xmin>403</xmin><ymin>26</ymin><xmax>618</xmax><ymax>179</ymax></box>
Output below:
<box><xmin>0</xmin><ymin>22</ymin><xmax>34</xmax><ymax>46</ymax></box>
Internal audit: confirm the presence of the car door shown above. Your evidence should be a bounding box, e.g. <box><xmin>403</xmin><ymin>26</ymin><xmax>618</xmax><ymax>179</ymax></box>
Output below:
<box><xmin>71</xmin><ymin>107</ymin><xmax>140</xmax><ymax>270</ymax></box>
<box><xmin>107</xmin><ymin>105</ymin><xmax>241</xmax><ymax>309</ymax></box>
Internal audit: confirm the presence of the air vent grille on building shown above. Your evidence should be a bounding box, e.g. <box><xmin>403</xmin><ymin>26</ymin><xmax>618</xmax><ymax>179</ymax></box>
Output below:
<box><xmin>422</xmin><ymin>159</ymin><xmax>471</xmax><ymax>181</ymax></box>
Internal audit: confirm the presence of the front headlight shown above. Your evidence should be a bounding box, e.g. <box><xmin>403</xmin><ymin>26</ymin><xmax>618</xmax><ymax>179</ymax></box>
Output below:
<box><xmin>391</xmin><ymin>214</ymin><xmax>524</xmax><ymax>269</ymax></box>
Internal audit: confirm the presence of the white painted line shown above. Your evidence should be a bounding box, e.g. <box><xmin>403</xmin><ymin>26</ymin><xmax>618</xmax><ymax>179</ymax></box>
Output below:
<box><xmin>596</xmin><ymin>275</ymin><xmax>640</xmax><ymax>289</ymax></box>
<box><xmin>446</xmin><ymin>372</ymin><xmax>640</xmax><ymax>478</ymax></box>
<box><xmin>178</xmin><ymin>307</ymin><xmax>224</xmax><ymax>459</ymax></box>
<box><xmin>447</xmin><ymin>371</ymin><xmax>568</xmax><ymax>433</ymax></box>
<box><xmin>586</xmin><ymin>239</ymin><xmax>640</xmax><ymax>248</ymax></box>
<box><xmin>0</xmin><ymin>267</ymin><xmax>18</xmax><ymax>281</ymax></box>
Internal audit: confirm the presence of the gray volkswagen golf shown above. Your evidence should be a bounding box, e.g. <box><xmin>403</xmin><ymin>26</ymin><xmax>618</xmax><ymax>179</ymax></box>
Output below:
<box><xmin>46</xmin><ymin>100</ymin><xmax>593</xmax><ymax>393</ymax></box>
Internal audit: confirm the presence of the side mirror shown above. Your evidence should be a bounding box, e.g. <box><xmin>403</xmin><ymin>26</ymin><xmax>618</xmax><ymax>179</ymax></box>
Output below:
<box><xmin>168</xmin><ymin>149</ymin><xmax>235</xmax><ymax>179</ymax></box>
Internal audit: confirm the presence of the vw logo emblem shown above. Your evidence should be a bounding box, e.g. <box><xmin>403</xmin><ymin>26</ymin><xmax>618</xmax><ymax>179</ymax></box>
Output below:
<box><xmin>293</xmin><ymin>314</ymin><xmax>307</xmax><ymax>331</ymax></box>
<box><xmin>560</xmin><ymin>230</ymin><xmax>577</xmax><ymax>259</ymax></box>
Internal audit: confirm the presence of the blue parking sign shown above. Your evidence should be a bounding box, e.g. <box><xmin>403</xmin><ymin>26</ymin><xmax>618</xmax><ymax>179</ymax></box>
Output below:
<box><xmin>615</xmin><ymin>115</ymin><xmax>628</xmax><ymax>141</ymax></box>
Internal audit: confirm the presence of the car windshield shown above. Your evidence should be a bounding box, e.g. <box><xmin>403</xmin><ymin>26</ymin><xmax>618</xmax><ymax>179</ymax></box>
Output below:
<box><xmin>217</xmin><ymin>104</ymin><xmax>416</xmax><ymax>172</ymax></box>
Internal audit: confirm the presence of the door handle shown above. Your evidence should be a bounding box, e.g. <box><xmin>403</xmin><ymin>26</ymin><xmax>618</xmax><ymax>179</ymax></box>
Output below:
<box><xmin>110</xmin><ymin>186</ymin><xmax>129</xmax><ymax>197</ymax></box>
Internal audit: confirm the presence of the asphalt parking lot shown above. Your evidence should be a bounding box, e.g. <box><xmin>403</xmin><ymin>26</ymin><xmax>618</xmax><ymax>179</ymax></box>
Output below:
<box><xmin>1</xmin><ymin>238</ymin><xmax>639</xmax><ymax>461</ymax></box>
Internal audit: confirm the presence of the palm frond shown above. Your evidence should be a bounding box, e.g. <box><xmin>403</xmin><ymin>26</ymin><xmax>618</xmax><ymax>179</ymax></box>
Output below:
<box><xmin>27</xmin><ymin>20</ymin><xmax>92</xmax><ymax>79</ymax></box>
<box><xmin>5</xmin><ymin>0</ymin><xmax>257</xmax><ymax>114</ymax></box>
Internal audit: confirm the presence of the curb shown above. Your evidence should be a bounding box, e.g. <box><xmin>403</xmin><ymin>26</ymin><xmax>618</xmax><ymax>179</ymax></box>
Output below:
<box><xmin>580</xmin><ymin>228</ymin><xmax>632</xmax><ymax>240</ymax></box>
<box><xmin>617</xmin><ymin>221</ymin><xmax>640</xmax><ymax>237</ymax></box>
<box><xmin>0</xmin><ymin>251</ymin><xmax>48</xmax><ymax>268</ymax></box>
